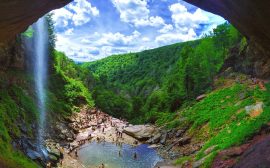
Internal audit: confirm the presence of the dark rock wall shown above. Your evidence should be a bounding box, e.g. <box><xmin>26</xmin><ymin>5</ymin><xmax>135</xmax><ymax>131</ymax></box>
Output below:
<box><xmin>0</xmin><ymin>38</ymin><xmax>25</xmax><ymax>71</ymax></box>
<box><xmin>0</xmin><ymin>0</ymin><xmax>71</xmax><ymax>43</ymax></box>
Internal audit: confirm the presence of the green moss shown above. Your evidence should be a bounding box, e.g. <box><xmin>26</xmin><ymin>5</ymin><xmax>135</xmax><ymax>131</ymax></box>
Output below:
<box><xmin>0</xmin><ymin>88</ymin><xmax>38</xmax><ymax>167</ymax></box>
<box><xmin>175</xmin><ymin>156</ymin><xmax>192</xmax><ymax>165</ymax></box>
<box><xmin>22</xmin><ymin>26</ymin><xmax>34</xmax><ymax>38</ymax></box>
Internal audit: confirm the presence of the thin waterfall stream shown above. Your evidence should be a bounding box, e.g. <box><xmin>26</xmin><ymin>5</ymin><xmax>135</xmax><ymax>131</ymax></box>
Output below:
<box><xmin>34</xmin><ymin>17</ymin><xmax>49</xmax><ymax>152</ymax></box>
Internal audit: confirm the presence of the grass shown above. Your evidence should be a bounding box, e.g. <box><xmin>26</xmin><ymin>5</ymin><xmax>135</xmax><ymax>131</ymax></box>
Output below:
<box><xmin>169</xmin><ymin>81</ymin><xmax>270</xmax><ymax>166</ymax></box>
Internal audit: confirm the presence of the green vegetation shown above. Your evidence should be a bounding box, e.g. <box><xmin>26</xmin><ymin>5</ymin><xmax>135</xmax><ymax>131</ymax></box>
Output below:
<box><xmin>22</xmin><ymin>26</ymin><xmax>34</xmax><ymax>38</ymax></box>
<box><xmin>53</xmin><ymin>50</ymin><xmax>95</xmax><ymax>111</ymax></box>
<box><xmin>0</xmin><ymin>74</ymin><xmax>39</xmax><ymax>168</ymax></box>
<box><xmin>0</xmin><ymin>13</ymin><xmax>96</xmax><ymax>167</ymax></box>
<box><xmin>168</xmin><ymin>80</ymin><xmax>270</xmax><ymax>167</ymax></box>
<box><xmin>82</xmin><ymin>22</ymin><xmax>242</xmax><ymax>123</ymax></box>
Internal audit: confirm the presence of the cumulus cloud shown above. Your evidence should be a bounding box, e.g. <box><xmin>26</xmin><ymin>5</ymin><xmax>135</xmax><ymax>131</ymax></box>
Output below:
<box><xmin>52</xmin><ymin>0</ymin><xmax>99</xmax><ymax>27</ymax></box>
<box><xmin>169</xmin><ymin>3</ymin><xmax>208</xmax><ymax>32</ymax></box>
<box><xmin>159</xmin><ymin>24</ymin><xmax>173</xmax><ymax>33</ymax></box>
<box><xmin>53</xmin><ymin>0</ymin><xmax>226</xmax><ymax>62</ymax></box>
<box><xmin>111</xmin><ymin>0</ymin><xmax>165</xmax><ymax>27</ymax></box>
<box><xmin>64</xmin><ymin>28</ymin><xmax>74</xmax><ymax>35</ymax></box>
<box><xmin>55</xmin><ymin>31</ymin><xmax>144</xmax><ymax>61</ymax></box>
<box><xmin>83</xmin><ymin>31</ymin><xmax>141</xmax><ymax>47</ymax></box>
<box><xmin>52</xmin><ymin>8</ymin><xmax>73</xmax><ymax>27</ymax></box>
<box><xmin>155</xmin><ymin>29</ymin><xmax>197</xmax><ymax>45</ymax></box>
<box><xmin>55</xmin><ymin>34</ymin><xmax>101</xmax><ymax>62</ymax></box>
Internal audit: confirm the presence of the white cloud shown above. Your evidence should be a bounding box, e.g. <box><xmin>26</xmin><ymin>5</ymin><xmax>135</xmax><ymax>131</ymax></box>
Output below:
<box><xmin>68</xmin><ymin>0</ymin><xmax>99</xmax><ymax>26</ymax></box>
<box><xmin>169</xmin><ymin>3</ymin><xmax>208</xmax><ymax>32</ymax></box>
<box><xmin>52</xmin><ymin>8</ymin><xmax>73</xmax><ymax>27</ymax></box>
<box><xmin>53</xmin><ymin>0</ymin><xmax>226</xmax><ymax>62</ymax></box>
<box><xmin>64</xmin><ymin>28</ymin><xmax>74</xmax><ymax>35</ymax></box>
<box><xmin>155</xmin><ymin>29</ymin><xmax>197</xmax><ymax>45</ymax></box>
<box><xmin>159</xmin><ymin>24</ymin><xmax>173</xmax><ymax>33</ymax></box>
<box><xmin>111</xmin><ymin>0</ymin><xmax>164</xmax><ymax>27</ymax></box>
<box><xmin>55</xmin><ymin>31</ymin><xmax>144</xmax><ymax>61</ymax></box>
<box><xmin>55</xmin><ymin>34</ymin><xmax>100</xmax><ymax>62</ymax></box>
<box><xmin>52</xmin><ymin>0</ymin><xmax>99</xmax><ymax>27</ymax></box>
<box><xmin>142</xmin><ymin>37</ymin><xmax>150</xmax><ymax>42</ymax></box>
<box><xmin>94</xmin><ymin>31</ymin><xmax>141</xmax><ymax>46</ymax></box>
<box><xmin>134</xmin><ymin>16</ymin><xmax>165</xmax><ymax>27</ymax></box>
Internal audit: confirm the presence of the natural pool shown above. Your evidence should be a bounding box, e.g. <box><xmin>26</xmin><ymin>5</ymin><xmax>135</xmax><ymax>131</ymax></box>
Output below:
<box><xmin>78</xmin><ymin>141</ymin><xmax>163</xmax><ymax>168</ymax></box>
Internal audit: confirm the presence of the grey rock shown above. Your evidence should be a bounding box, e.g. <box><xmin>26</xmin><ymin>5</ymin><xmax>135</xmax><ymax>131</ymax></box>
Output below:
<box><xmin>160</xmin><ymin>132</ymin><xmax>168</xmax><ymax>145</ymax></box>
<box><xmin>175</xmin><ymin>129</ymin><xmax>185</xmax><ymax>137</ymax></box>
<box><xmin>26</xmin><ymin>149</ymin><xmax>42</xmax><ymax>160</ymax></box>
<box><xmin>123</xmin><ymin>125</ymin><xmax>158</xmax><ymax>140</ymax></box>
<box><xmin>193</xmin><ymin>156</ymin><xmax>208</xmax><ymax>168</ymax></box>
<box><xmin>147</xmin><ymin>133</ymin><xmax>161</xmax><ymax>144</ymax></box>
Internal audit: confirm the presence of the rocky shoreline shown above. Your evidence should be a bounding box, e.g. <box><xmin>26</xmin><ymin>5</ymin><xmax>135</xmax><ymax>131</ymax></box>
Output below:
<box><xmin>14</xmin><ymin>106</ymin><xmax>195</xmax><ymax>168</ymax></box>
<box><xmin>44</xmin><ymin>106</ymin><xmax>183</xmax><ymax>168</ymax></box>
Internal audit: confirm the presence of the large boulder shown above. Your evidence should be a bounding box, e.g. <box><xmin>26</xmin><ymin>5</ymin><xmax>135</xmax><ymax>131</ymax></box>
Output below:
<box><xmin>123</xmin><ymin>125</ymin><xmax>158</xmax><ymax>141</ymax></box>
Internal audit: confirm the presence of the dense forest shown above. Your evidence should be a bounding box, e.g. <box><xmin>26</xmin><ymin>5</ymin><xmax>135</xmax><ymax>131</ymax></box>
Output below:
<box><xmin>79</xmin><ymin>23</ymin><xmax>243</xmax><ymax>123</ymax></box>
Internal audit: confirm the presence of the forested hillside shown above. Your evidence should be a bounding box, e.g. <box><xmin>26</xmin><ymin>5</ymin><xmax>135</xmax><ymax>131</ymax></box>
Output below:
<box><xmin>82</xmin><ymin>23</ymin><xmax>243</xmax><ymax>123</ymax></box>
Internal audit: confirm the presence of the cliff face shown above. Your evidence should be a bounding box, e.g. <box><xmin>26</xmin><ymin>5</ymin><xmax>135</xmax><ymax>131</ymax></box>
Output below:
<box><xmin>184</xmin><ymin>0</ymin><xmax>270</xmax><ymax>78</ymax></box>
<box><xmin>0</xmin><ymin>0</ymin><xmax>71</xmax><ymax>43</ymax></box>
<box><xmin>0</xmin><ymin>38</ymin><xmax>26</xmax><ymax>71</ymax></box>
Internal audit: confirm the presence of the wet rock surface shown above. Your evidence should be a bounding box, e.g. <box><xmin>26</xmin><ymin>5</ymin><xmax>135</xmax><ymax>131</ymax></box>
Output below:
<box><xmin>123</xmin><ymin>125</ymin><xmax>159</xmax><ymax>141</ymax></box>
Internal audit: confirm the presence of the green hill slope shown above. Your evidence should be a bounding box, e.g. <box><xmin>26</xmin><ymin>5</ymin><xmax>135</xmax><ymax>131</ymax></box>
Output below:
<box><xmin>82</xmin><ymin>23</ymin><xmax>242</xmax><ymax>123</ymax></box>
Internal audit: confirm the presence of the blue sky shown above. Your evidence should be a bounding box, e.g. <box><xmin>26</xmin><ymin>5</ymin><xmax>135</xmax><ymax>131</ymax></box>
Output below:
<box><xmin>52</xmin><ymin>0</ymin><xmax>225</xmax><ymax>62</ymax></box>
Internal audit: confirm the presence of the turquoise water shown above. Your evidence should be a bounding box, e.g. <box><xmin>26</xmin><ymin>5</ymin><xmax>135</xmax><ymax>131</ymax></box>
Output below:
<box><xmin>78</xmin><ymin>142</ymin><xmax>162</xmax><ymax>168</ymax></box>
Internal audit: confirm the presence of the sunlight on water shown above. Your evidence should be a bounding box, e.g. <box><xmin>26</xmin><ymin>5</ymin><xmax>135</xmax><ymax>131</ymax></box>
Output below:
<box><xmin>78</xmin><ymin>142</ymin><xmax>162</xmax><ymax>168</ymax></box>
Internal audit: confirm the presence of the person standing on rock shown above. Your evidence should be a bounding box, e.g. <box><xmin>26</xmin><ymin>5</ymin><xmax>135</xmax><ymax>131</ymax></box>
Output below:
<box><xmin>75</xmin><ymin>149</ymin><xmax>78</xmax><ymax>158</ymax></box>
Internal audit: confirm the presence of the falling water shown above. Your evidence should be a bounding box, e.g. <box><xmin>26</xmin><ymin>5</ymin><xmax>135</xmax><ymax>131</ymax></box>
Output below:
<box><xmin>33</xmin><ymin>17</ymin><xmax>49</xmax><ymax>151</ymax></box>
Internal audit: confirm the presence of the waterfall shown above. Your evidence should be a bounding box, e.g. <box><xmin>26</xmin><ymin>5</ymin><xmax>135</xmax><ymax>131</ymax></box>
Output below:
<box><xmin>33</xmin><ymin>17</ymin><xmax>49</xmax><ymax>151</ymax></box>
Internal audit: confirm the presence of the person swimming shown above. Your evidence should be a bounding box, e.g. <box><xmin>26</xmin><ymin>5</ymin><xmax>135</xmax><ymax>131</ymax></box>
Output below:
<box><xmin>118</xmin><ymin>150</ymin><xmax>122</xmax><ymax>157</ymax></box>
<box><xmin>133</xmin><ymin>152</ymin><xmax>137</xmax><ymax>159</ymax></box>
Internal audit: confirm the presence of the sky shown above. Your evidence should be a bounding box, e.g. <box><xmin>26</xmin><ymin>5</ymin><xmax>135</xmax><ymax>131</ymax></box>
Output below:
<box><xmin>52</xmin><ymin>0</ymin><xmax>225</xmax><ymax>62</ymax></box>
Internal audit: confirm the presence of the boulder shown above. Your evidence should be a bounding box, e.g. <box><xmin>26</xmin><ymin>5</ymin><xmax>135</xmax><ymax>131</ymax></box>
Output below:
<box><xmin>26</xmin><ymin>149</ymin><xmax>42</xmax><ymax>160</ymax></box>
<box><xmin>245</xmin><ymin>102</ymin><xmax>264</xmax><ymax>118</ymax></box>
<box><xmin>196</xmin><ymin>94</ymin><xmax>206</xmax><ymax>101</ymax></box>
<box><xmin>234</xmin><ymin>135</ymin><xmax>270</xmax><ymax>168</ymax></box>
<box><xmin>178</xmin><ymin>137</ymin><xmax>191</xmax><ymax>146</ymax></box>
<box><xmin>147</xmin><ymin>133</ymin><xmax>161</xmax><ymax>144</ymax></box>
<box><xmin>123</xmin><ymin>125</ymin><xmax>158</xmax><ymax>140</ymax></box>
<box><xmin>160</xmin><ymin>132</ymin><xmax>168</xmax><ymax>145</ymax></box>
<box><xmin>175</xmin><ymin>129</ymin><xmax>185</xmax><ymax>138</ymax></box>
<box><xmin>46</xmin><ymin>145</ymin><xmax>61</xmax><ymax>158</ymax></box>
